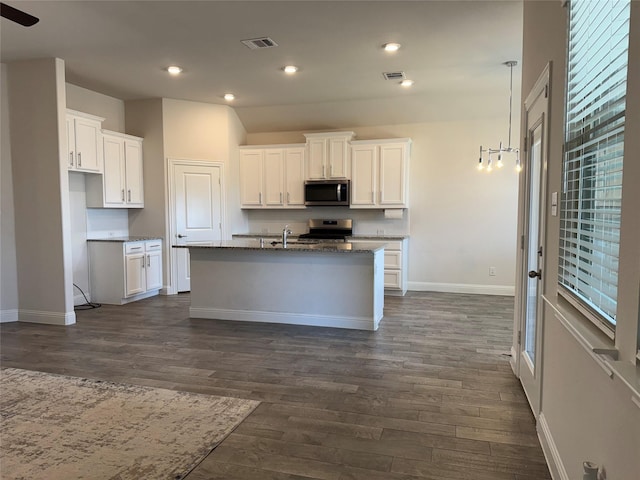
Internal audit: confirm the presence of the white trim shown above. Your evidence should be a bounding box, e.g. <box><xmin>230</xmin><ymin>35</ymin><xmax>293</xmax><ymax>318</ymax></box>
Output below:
<box><xmin>189</xmin><ymin>307</ymin><xmax>380</xmax><ymax>331</ymax></box>
<box><xmin>538</xmin><ymin>413</ymin><xmax>569</xmax><ymax>480</ymax></box>
<box><xmin>408</xmin><ymin>282</ymin><xmax>514</xmax><ymax>296</ymax></box>
<box><xmin>0</xmin><ymin>309</ymin><xmax>19</xmax><ymax>323</ymax></box>
<box><xmin>509</xmin><ymin>346</ymin><xmax>518</xmax><ymax>374</ymax></box>
<box><xmin>18</xmin><ymin>309</ymin><xmax>76</xmax><ymax>325</ymax></box>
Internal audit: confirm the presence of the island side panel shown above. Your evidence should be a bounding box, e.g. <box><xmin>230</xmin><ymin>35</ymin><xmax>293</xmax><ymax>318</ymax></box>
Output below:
<box><xmin>188</xmin><ymin>248</ymin><xmax>383</xmax><ymax>330</ymax></box>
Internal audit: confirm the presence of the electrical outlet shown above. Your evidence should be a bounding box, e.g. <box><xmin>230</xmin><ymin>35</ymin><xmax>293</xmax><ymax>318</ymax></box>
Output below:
<box><xmin>489</xmin><ymin>266</ymin><xmax>496</xmax><ymax>276</ymax></box>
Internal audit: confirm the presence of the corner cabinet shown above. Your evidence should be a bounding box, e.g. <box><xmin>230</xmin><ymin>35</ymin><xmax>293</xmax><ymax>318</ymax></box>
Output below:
<box><xmin>66</xmin><ymin>109</ymin><xmax>105</xmax><ymax>173</ymax></box>
<box><xmin>86</xmin><ymin>131</ymin><xmax>144</xmax><ymax>208</ymax></box>
<box><xmin>88</xmin><ymin>239</ymin><xmax>162</xmax><ymax>305</ymax></box>
<box><xmin>239</xmin><ymin>145</ymin><xmax>306</xmax><ymax>209</ymax></box>
<box><xmin>350</xmin><ymin>139</ymin><xmax>411</xmax><ymax>209</ymax></box>
<box><xmin>304</xmin><ymin>132</ymin><xmax>354</xmax><ymax>180</ymax></box>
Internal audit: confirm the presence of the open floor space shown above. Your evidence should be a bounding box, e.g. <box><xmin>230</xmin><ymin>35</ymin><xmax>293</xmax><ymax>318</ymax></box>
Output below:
<box><xmin>0</xmin><ymin>292</ymin><xmax>550</xmax><ymax>479</ymax></box>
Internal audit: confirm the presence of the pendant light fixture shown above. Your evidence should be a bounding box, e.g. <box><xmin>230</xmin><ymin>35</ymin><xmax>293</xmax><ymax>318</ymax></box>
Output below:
<box><xmin>477</xmin><ymin>61</ymin><xmax>521</xmax><ymax>173</ymax></box>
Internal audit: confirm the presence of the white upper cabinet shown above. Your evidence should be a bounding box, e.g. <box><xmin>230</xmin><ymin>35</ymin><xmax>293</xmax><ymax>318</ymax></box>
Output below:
<box><xmin>86</xmin><ymin>130</ymin><xmax>144</xmax><ymax>208</ymax></box>
<box><xmin>350</xmin><ymin>139</ymin><xmax>411</xmax><ymax>209</ymax></box>
<box><xmin>239</xmin><ymin>148</ymin><xmax>265</xmax><ymax>207</ymax></box>
<box><xmin>284</xmin><ymin>147</ymin><xmax>305</xmax><ymax>206</ymax></box>
<box><xmin>66</xmin><ymin>109</ymin><xmax>104</xmax><ymax>173</ymax></box>
<box><xmin>239</xmin><ymin>145</ymin><xmax>306</xmax><ymax>209</ymax></box>
<box><xmin>304</xmin><ymin>132</ymin><xmax>354</xmax><ymax>179</ymax></box>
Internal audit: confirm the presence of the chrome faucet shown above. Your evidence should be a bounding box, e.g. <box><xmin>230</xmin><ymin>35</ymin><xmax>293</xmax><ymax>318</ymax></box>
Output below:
<box><xmin>282</xmin><ymin>224</ymin><xmax>292</xmax><ymax>247</ymax></box>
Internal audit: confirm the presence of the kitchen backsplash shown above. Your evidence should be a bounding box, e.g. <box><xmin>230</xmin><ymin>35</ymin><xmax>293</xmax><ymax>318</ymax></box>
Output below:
<box><xmin>245</xmin><ymin>208</ymin><xmax>409</xmax><ymax>236</ymax></box>
<box><xmin>86</xmin><ymin>208</ymin><xmax>129</xmax><ymax>239</ymax></box>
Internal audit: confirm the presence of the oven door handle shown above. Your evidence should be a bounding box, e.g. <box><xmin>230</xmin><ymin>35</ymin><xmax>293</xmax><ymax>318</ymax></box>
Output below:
<box><xmin>337</xmin><ymin>184</ymin><xmax>341</xmax><ymax>202</ymax></box>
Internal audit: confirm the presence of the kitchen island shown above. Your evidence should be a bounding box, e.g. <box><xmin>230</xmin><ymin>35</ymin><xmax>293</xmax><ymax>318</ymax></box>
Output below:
<box><xmin>174</xmin><ymin>240</ymin><xmax>384</xmax><ymax>330</ymax></box>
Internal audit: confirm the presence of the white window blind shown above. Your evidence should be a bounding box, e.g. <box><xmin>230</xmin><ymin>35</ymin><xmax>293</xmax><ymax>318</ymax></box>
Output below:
<box><xmin>559</xmin><ymin>0</ymin><xmax>631</xmax><ymax>334</ymax></box>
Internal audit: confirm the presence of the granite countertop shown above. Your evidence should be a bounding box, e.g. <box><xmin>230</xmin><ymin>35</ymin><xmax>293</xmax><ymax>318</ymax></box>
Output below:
<box><xmin>173</xmin><ymin>239</ymin><xmax>384</xmax><ymax>253</ymax></box>
<box><xmin>348</xmin><ymin>234</ymin><xmax>409</xmax><ymax>240</ymax></box>
<box><xmin>87</xmin><ymin>236</ymin><xmax>163</xmax><ymax>243</ymax></box>
<box><xmin>232</xmin><ymin>233</ymin><xmax>409</xmax><ymax>240</ymax></box>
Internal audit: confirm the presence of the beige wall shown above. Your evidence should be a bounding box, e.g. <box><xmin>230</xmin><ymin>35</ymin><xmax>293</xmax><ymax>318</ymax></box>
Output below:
<box><xmin>66</xmin><ymin>83</ymin><xmax>125</xmax><ymax>132</ymax></box>
<box><xmin>245</xmin><ymin>115</ymin><xmax>520</xmax><ymax>293</ymax></box>
<box><xmin>7</xmin><ymin>59</ymin><xmax>75</xmax><ymax>324</ymax></box>
<box><xmin>520</xmin><ymin>2</ymin><xmax>640</xmax><ymax>479</ymax></box>
<box><xmin>1</xmin><ymin>63</ymin><xmax>18</xmax><ymax>321</ymax></box>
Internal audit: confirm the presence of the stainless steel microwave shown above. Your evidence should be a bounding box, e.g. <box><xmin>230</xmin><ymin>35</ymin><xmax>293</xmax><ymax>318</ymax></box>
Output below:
<box><xmin>304</xmin><ymin>180</ymin><xmax>350</xmax><ymax>206</ymax></box>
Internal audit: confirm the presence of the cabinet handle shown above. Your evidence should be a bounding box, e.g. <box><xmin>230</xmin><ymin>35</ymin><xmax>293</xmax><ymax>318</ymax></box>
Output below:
<box><xmin>371</xmin><ymin>191</ymin><xmax>374</xmax><ymax>203</ymax></box>
<box><xmin>128</xmin><ymin>190</ymin><xmax>131</xmax><ymax>202</ymax></box>
<box><xmin>287</xmin><ymin>192</ymin><xmax>290</xmax><ymax>203</ymax></box>
<box><xmin>280</xmin><ymin>192</ymin><xmax>283</xmax><ymax>203</ymax></box>
<box><xmin>69</xmin><ymin>152</ymin><xmax>74</xmax><ymax>167</ymax></box>
<box><xmin>322</xmin><ymin>165</ymin><xmax>325</xmax><ymax>178</ymax></box>
<box><xmin>78</xmin><ymin>152</ymin><xmax>82</xmax><ymax>167</ymax></box>
<box><xmin>121</xmin><ymin>189</ymin><xmax>125</xmax><ymax>201</ymax></box>
<box><xmin>147</xmin><ymin>255</ymin><xmax>151</xmax><ymax>267</ymax></box>
<box><xmin>259</xmin><ymin>192</ymin><xmax>262</xmax><ymax>204</ymax></box>
<box><xmin>130</xmin><ymin>246</ymin><xmax>142</xmax><ymax>251</ymax></box>
<box><xmin>330</xmin><ymin>164</ymin><xmax>333</xmax><ymax>176</ymax></box>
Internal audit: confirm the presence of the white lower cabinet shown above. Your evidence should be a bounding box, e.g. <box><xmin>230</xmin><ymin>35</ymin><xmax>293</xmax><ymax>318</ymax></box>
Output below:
<box><xmin>88</xmin><ymin>239</ymin><xmax>163</xmax><ymax>305</ymax></box>
<box><xmin>349</xmin><ymin>238</ymin><xmax>408</xmax><ymax>295</ymax></box>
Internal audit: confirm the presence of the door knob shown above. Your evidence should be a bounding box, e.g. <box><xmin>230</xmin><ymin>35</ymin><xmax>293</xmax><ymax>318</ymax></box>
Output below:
<box><xmin>528</xmin><ymin>269</ymin><xmax>542</xmax><ymax>279</ymax></box>
<box><xmin>177</xmin><ymin>234</ymin><xmax>188</xmax><ymax>238</ymax></box>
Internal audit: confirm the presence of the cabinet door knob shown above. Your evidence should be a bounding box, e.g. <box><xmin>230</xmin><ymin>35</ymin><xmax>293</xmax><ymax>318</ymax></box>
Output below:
<box><xmin>177</xmin><ymin>234</ymin><xmax>188</xmax><ymax>238</ymax></box>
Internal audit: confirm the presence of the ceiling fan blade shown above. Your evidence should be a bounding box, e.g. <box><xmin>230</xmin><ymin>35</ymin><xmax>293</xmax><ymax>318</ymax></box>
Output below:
<box><xmin>0</xmin><ymin>2</ymin><xmax>39</xmax><ymax>27</ymax></box>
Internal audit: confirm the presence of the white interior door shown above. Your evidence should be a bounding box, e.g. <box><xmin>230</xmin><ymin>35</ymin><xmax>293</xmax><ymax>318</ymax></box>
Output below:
<box><xmin>171</xmin><ymin>162</ymin><xmax>223</xmax><ymax>293</ymax></box>
<box><xmin>517</xmin><ymin>67</ymin><xmax>550</xmax><ymax>416</ymax></box>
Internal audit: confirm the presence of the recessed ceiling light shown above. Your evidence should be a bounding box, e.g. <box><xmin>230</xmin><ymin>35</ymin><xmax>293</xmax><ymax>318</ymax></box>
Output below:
<box><xmin>283</xmin><ymin>65</ymin><xmax>299</xmax><ymax>74</ymax></box>
<box><xmin>400</xmin><ymin>79</ymin><xmax>414</xmax><ymax>87</ymax></box>
<box><xmin>223</xmin><ymin>93</ymin><xmax>235</xmax><ymax>101</ymax></box>
<box><xmin>166</xmin><ymin>65</ymin><xmax>183</xmax><ymax>75</ymax></box>
<box><xmin>383</xmin><ymin>43</ymin><xmax>401</xmax><ymax>52</ymax></box>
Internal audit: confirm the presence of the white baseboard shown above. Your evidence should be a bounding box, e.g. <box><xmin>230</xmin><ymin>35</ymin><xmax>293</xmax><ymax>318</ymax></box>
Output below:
<box><xmin>0</xmin><ymin>309</ymin><xmax>19</xmax><ymax>323</ymax></box>
<box><xmin>18</xmin><ymin>309</ymin><xmax>76</xmax><ymax>325</ymax></box>
<box><xmin>538</xmin><ymin>412</ymin><xmax>568</xmax><ymax>480</ymax></box>
<box><xmin>408</xmin><ymin>281</ymin><xmax>515</xmax><ymax>296</ymax></box>
<box><xmin>189</xmin><ymin>307</ymin><xmax>380</xmax><ymax>331</ymax></box>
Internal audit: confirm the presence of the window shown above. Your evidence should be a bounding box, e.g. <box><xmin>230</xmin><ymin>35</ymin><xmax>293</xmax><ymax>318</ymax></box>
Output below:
<box><xmin>558</xmin><ymin>0</ymin><xmax>631</xmax><ymax>337</ymax></box>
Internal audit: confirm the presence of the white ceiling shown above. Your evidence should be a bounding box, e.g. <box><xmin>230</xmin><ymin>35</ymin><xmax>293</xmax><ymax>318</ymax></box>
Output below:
<box><xmin>0</xmin><ymin>0</ymin><xmax>524</xmax><ymax>133</ymax></box>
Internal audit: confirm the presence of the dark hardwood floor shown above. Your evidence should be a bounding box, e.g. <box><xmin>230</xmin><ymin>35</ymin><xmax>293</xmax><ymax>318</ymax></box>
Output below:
<box><xmin>0</xmin><ymin>291</ymin><xmax>550</xmax><ymax>479</ymax></box>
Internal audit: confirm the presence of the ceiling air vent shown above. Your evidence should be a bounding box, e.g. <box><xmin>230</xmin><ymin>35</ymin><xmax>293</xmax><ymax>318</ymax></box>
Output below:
<box><xmin>382</xmin><ymin>71</ymin><xmax>406</xmax><ymax>81</ymax></box>
<box><xmin>241</xmin><ymin>37</ymin><xmax>279</xmax><ymax>50</ymax></box>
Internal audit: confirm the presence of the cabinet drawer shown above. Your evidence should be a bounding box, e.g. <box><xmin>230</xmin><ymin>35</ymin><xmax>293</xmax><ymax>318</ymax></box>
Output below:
<box><xmin>125</xmin><ymin>242</ymin><xmax>145</xmax><ymax>254</ymax></box>
<box><xmin>384</xmin><ymin>251</ymin><xmax>402</xmax><ymax>269</ymax></box>
<box><xmin>145</xmin><ymin>240</ymin><xmax>162</xmax><ymax>252</ymax></box>
<box><xmin>384</xmin><ymin>270</ymin><xmax>402</xmax><ymax>289</ymax></box>
<box><xmin>383</xmin><ymin>240</ymin><xmax>403</xmax><ymax>251</ymax></box>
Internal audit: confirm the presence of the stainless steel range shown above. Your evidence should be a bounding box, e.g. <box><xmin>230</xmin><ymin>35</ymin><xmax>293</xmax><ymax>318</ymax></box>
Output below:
<box><xmin>297</xmin><ymin>219</ymin><xmax>353</xmax><ymax>242</ymax></box>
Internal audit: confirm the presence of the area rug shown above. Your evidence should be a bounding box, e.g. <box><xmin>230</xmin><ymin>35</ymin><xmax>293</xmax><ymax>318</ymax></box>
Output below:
<box><xmin>0</xmin><ymin>368</ymin><xmax>259</xmax><ymax>480</ymax></box>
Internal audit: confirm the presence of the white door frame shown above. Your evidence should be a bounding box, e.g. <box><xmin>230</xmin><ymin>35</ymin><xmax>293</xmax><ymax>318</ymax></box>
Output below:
<box><xmin>166</xmin><ymin>158</ymin><xmax>226</xmax><ymax>295</ymax></box>
<box><xmin>512</xmin><ymin>63</ymin><xmax>551</xmax><ymax>417</ymax></box>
